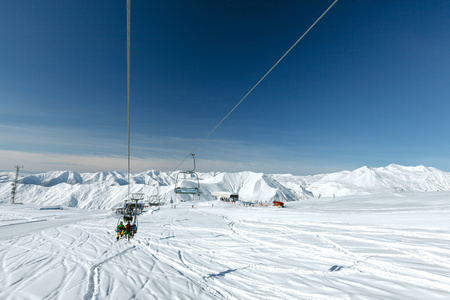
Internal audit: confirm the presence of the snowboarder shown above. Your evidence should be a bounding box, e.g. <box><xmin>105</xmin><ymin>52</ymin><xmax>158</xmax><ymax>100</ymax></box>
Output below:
<box><xmin>116</xmin><ymin>221</ymin><xmax>125</xmax><ymax>241</ymax></box>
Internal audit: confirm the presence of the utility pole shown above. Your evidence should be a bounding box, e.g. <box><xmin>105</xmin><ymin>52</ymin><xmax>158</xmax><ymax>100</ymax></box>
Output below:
<box><xmin>11</xmin><ymin>165</ymin><xmax>23</xmax><ymax>204</ymax></box>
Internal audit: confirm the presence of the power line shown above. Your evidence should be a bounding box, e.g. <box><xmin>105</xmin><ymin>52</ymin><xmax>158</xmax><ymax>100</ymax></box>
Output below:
<box><xmin>173</xmin><ymin>0</ymin><xmax>339</xmax><ymax>171</ymax></box>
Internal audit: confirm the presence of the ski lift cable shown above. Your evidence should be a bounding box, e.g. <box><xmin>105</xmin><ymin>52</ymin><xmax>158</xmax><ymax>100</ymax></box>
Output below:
<box><xmin>173</xmin><ymin>0</ymin><xmax>339</xmax><ymax>171</ymax></box>
<box><xmin>127</xmin><ymin>0</ymin><xmax>131</xmax><ymax>199</ymax></box>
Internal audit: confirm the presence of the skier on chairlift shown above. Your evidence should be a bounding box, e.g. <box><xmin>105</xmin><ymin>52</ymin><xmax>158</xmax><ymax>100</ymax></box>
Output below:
<box><xmin>116</xmin><ymin>221</ymin><xmax>125</xmax><ymax>241</ymax></box>
<box><xmin>132</xmin><ymin>221</ymin><xmax>137</xmax><ymax>237</ymax></box>
<box><xmin>125</xmin><ymin>221</ymin><xmax>133</xmax><ymax>241</ymax></box>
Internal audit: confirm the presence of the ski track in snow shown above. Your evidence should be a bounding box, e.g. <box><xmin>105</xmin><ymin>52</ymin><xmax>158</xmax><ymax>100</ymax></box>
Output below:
<box><xmin>83</xmin><ymin>245</ymin><xmax>136</xmax><ymax>300</ymax></box>
<box><xmin>0</xmin><ymin>193</ymin><xmax>450</xmax><ymax>299</ymax></box>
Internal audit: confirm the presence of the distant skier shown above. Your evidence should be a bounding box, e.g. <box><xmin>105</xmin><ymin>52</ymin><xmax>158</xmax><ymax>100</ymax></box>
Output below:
<box><xmin>116</xmin><ymin>221</ymin><xmax>125</xmax><ymax>241</ymax></box>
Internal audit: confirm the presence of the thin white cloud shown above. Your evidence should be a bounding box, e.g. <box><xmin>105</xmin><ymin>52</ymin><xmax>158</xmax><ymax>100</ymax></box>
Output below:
<box><xmin>0</xmin><ymin>150</ymin><xmax>164</xmax><ymax>173</ymax></box>
<box><xmin>0</xmin><ymin>124</ymin><xmax>126</xmax><ymax>154</ymax></box>
<box><xmin>0</xmin><ymin>149</ymin><xmax>353</xmax><ymax>175</ymax></box>
<box><xmin>0</xmin><ymin>124</ymin><xmax>405</xmax><ymax>175</ymax></box>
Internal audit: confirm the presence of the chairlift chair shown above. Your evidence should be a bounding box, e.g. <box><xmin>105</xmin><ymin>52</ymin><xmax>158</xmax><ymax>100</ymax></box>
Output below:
<box><xmin>174</xmin><ymin>154</ymin><xmax>200</xmax><ymax>195</ymax></box>
<box><xmin>175</xmin><ymin>172</ymin><xmax>200</xmax><ymax>194</ymax></box>
<box><xmin>116</xmin><ymin>192</ymin><xmax>144</xmax><ymax>240</ymax></box>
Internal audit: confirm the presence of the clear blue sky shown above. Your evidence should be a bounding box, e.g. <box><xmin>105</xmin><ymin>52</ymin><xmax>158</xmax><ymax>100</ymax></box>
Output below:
<box><xmin>1</xmin><ymin>0</ymin><xmax>450</xmax><ymax>175</ymax></box>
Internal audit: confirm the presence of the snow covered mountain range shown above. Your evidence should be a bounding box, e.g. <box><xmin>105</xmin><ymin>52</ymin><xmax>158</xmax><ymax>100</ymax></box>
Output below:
<box><xmin>1</xmin><ymin>164</ymin><xmax>450</xmax><ymax>209</ymax></box>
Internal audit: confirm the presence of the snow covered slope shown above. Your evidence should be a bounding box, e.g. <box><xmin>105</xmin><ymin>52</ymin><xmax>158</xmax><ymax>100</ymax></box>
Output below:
<box><xmin>2</xmin><ymin>164</ymin><xmax>450</xmax><ymax>209</ymax></box>
<box><xmin>1</xmin><ymin>165</ymin><xmax>450</xmax><ymax>299</ymax></box>
<box><xmin>1</xmin><ymin>193</ymin><xmax>449</xmax><ymax>299</ymax></box>
<box><xmin>272</xmin><ymin>164</ymin><xmax>450</xmax><ymax>197</ymax></box>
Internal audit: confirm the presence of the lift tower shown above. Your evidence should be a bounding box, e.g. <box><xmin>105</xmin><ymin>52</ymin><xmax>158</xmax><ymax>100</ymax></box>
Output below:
<box><xmin>11</xmin><ymin>165</ymin><xmax>23</xmax><ymax>204</ymax></box>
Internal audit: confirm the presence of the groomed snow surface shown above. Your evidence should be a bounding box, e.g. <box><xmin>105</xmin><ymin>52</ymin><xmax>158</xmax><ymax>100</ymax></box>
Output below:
<box><xmin>0</xmin><ymin>165</ymin><xmax>450</xmax><ymax>299</ymax></box>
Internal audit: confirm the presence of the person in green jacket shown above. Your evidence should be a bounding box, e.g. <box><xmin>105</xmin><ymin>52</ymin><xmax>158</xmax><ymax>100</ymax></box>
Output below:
<box><xmin>116</xmin><ymin>221</ymin><xmax>125</xmax><ymax>241</ymax></box>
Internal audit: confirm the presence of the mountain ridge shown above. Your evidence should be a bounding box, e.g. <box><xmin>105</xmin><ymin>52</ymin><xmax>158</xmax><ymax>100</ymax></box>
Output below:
<box><xmin>1</xmin><ymin>164</ymin><xmax>449</xmax><ymax>209</ymax></box>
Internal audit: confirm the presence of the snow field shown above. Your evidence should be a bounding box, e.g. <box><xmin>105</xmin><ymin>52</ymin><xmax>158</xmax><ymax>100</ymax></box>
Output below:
<box><xmin>1</xmin><ymin>191</ymin><xmax>449</xmax><ymax>299</ymax></box>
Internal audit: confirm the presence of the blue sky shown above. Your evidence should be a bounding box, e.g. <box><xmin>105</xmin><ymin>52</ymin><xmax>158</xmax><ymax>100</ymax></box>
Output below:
<box><xmin>1</xmin><ymin>0</ymin><xmax>450</xmax><ymax>175</ymax></box>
